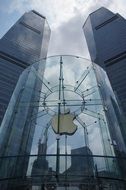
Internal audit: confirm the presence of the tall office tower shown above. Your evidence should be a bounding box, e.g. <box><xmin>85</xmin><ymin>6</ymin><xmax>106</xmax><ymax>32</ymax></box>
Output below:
<box><xmin>83</xmin><ymin>7</ymin><xmax>126</xmax><ymax>145</ymax></box>
<box><xmin>83</xmin><ymin>7</ymin><xmax>126</xmax><ymax>117</ymax></box>
<box><xmin>0</xmin><ymin>10</ymin><xmax>51</xmax><ymax>125</ymax></box>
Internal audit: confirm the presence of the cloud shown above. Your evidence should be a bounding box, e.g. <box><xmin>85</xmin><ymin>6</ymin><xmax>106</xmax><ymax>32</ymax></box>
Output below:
<box><xmin>2</xmin><ymin>0</ymin><xmax>126</xmax><ymax>58</ymax></box>
<box><xmin>47</xmin><ymin>11</ymin><xmax>90</xmax><ymax>58</ymax></box>
<box><xmin>7</xmin><ymin>0</ymin><xmax>93</xmax><ymax>28</ymax></box>
<box><xmin>45</xmin><ymin>0</ymin><xmax>126</xmax><ymax>58</ymax></box>
<box><xmin>7</xmin><ymin>0</ymin><xmax>124</xmax><ymax>28</ymax></box>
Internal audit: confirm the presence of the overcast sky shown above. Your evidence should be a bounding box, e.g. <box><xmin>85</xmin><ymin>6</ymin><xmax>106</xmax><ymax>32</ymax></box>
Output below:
<box><xmin>0</xmin><ymin>0</ymin><xmax>126</xmax><ymax>59</ymax></box>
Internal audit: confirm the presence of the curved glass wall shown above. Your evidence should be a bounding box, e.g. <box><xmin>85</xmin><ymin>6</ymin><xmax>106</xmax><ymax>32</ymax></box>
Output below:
<box><xmin>0</xmin><ymin>55</ymin><xmax>126</xmax><ymax>190</ymax></box>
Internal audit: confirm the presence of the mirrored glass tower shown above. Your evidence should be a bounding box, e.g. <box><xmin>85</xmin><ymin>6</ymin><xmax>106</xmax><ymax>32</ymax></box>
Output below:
<box><xmin>0</xmin><ymin>10</ymin><xmax>51</xmax><ymax>125</ymax></box>
<box><xmin>83</xmin><ymin>7</ymin><xmax>126</xmax><ymax>143</ymax></box>
<box><xmin>0</xmin><ymin>56</ymin><xmax>126</xmax><ymax>190</ymax></box>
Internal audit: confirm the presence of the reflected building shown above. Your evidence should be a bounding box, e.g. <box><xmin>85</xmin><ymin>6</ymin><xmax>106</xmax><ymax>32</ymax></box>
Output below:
<box><xmin>83</xmin><ymin>7</ymin><xmax>126</xmax><ymax>143</ymax></box>
<box><xmin>31</xmin><ymin>135</ymin><xmax>49</xmax><ymax>185</ymax></box>
<box><xmin>65</xmin><ymin>146</ymin><xmax>94</xmax><ymax>176</ymax></box>
<box><xmin>0</xmin><ymin>10</ymin><xmax>51</xmax><ymax>125</ymax></box>
<box><xmin>63</xmin><ymin>146</ymin><xmax>95</xmax><ymax>190</ymax></box>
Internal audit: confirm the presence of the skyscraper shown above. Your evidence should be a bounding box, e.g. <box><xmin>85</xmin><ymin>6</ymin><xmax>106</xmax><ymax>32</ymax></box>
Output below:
<box><xmin>83</xmin><ymin>7</ymin><xmax>126</xmax><ymax>146</ymax></box>
<box><xmin>0</xmin><ymin>10</ymin><xmax>51</xmax><ymax>125</ymax></box>
<box><xmin>83</xmin><ymin>7</ymin><xmax>126</xmax><ymax>118</ymax></box>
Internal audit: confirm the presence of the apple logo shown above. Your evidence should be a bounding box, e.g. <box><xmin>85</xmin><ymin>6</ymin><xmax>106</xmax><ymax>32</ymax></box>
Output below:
<box><xmin>51</xmin><ymin>113</ymin><xmax>77</xmax><ymax>135</ymax></box>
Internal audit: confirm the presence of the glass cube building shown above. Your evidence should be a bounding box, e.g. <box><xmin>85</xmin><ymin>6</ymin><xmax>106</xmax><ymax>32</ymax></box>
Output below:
<box><xmin>0</xmin><ymin>55</ymin><xmax>126</xmax><ymax>190</ymax></box>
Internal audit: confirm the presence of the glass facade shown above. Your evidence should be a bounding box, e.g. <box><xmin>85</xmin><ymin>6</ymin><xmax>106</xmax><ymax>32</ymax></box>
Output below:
<box><xmin>0</xmin><ymin>10</ymin><xmax>51</xmax><ymax>125</ymax></box>
<box><xmin>83</xmin><ymin>7</ymin><xmax>126</xmax><ymax>143</ymax></box>
<box><xmin>0</xmin><ymin>55</ymin><xmax>125</xmax><ymax>190</ymax></box>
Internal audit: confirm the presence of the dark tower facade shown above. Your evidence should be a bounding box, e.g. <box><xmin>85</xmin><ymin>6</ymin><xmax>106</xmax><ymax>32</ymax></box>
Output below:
<box><xmin>0</xmin><ymin>10</ymin><xmax>51</xmax><ymax>125</ymax></box>
<box><xmin>83</xmin><ymin>7</ymin><xmax>126</xmax><ymax>118</ymax></box>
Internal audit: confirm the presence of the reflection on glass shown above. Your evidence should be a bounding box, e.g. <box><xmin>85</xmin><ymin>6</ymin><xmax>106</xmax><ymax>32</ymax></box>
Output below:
<box><xmin>0</xmin><ymin>55</ymin><xmax>125</xmax><ymax>190</ymax></box>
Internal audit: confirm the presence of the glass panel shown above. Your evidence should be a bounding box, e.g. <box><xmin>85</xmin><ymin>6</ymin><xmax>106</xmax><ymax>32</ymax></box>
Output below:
<box><xmin>0</xmin><ymin>55</ymin><xmax>125</xmax><ymax>189</ymax></box>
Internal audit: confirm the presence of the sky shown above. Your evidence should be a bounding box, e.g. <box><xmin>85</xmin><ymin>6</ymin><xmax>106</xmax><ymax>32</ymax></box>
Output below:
<box><xmin>0</xmin><ymin>0</ymin><xmax>123</xmax><ymax>173</ymax></box>
<box><xmin>0</xmin><ymin>0</ymin><xmax>126</xmax><ymax>59</ymax></box>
